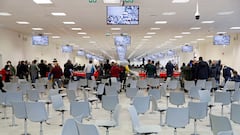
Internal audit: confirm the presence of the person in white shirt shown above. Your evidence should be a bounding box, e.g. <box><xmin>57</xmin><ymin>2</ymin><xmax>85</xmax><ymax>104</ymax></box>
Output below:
<box><xmin>84</xmin><ymin>59</ymin><xmax>96</xmax><ymax>80</ymax></box>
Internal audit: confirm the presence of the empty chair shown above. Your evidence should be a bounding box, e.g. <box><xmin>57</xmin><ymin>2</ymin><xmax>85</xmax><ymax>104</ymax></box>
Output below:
<box><xmin>169</xmin><ymin>92</ymin><xmax>185</xmax><ymax>107</ymax></box>
<box><xmin>68</xmin><ymin>81</ymin><xmax>79</xmax><ymax>91</ymax></box>
<box><xmin>132</xmin><ymin>96</ymin><xmax>150</xmax><ymax>114</ymax></box>
<box><xmin>188</xmin><ymin>86</ymin><xmax>201</xmax><ymax>101</ymax></box>
<box><xmin>0</xmin><ymin>91</ymin><xmax>8</xmax><ymax>119</ymax></box>
<box><xmin>148</xmin><ymin>78</ymin><xmax>160</xmax><ymax>88</ymax></box>
<box><xmin>19</xmin><ymin>82</ymin><xmax>32</xmax><ymax>95</ymax></box>
<box><xmin>4</xmin><ymin>82</ymin><xmax>19</xmax><ymax>91</ymax></box>
<box><xmin>51</xmin><ymin>94</ymin><xmax>67</xmax><ymax>126</ymax></box>
<box><xmin>79</xmin><ymin>78</ymin><xmax>88</xmax><ymax>88</ymax></box>
<box><xmin>92</xmin><ymin>83</ymin><xmax>105</xmax><ymax>102</ymax></box>
<box><xmin>26</xmin><ymin>102</ymin><xmax>48</xmax><ymax>135</ymax></box>
<box><xmin>126</xmin><ymin>87</ymin><xmax>138</xmax><ymax>100</ymax></box>
<box><xmin>111</xmin><ymin>82</ymin><xmax>121</xmax><ymax>92</ymax></box>
<box><xmin>83</xmin><ymin>89</ymin><xmax>98</xmax><ymax>109</ymax></box>
<box><xmin>66</xmin><ymin>89</ymin><xmax>80</xmax><ymax>102</ymax></box>
<box><xmin>12</xmin><ymin>101</ymin><xmax>29</xmax><ymax>135</ymax></box>
<box><xmin>199</xmin><ymin>90</ymin><xmax>214</xmax><ymax>114</ymax></box>
<box><xmin>166</xmin><ymin>107</ymin><xmax>189</xmax><ymax>135</ymax></box>
<box><xmin>214</xmin><ymin>91</ymin><xmax>231</xmax><ymax>116</ymax></box>
<box><xmin>102</xmin><ymin>95</ymin><xmax>119</xmax><ymax>120</ymax></box>
<box><xmin>223</xmin><ymin>81</ymin><xmax>235</xmax><ymax>92</ymax></box>
<box><xmin>61</xmin><ymin>118</ymin><xmax>79</xmax><ymax>135</ymax></box>
<box><xmin>205</xmin><ymin>80</ymin><xmax>213</xmax><ymax>90</ymax></box>
<box><xmin>105</xmin><ymin>85</ymin><xmax>118</xmax><ymax>96</ymax></box>
<box><xmin>184</xmin><ymin>80</ymin><xmax>195</xmax><ymax>92</ymax></box>
<box><xmin>77</xmin><ymin>123</ymin><xmax>100</xmax><ymax>135</ymax></box>
<box><xmin>151</xmin><ymin>96</ymin><xmax>166</xmax><ymax>126</ymax></box>
<box><xmin>34</xmin><ymin>82</ymin><xmax>47</xmax><ymax>97</ymax></box>
<box><xmin>188</xmin><ymin>102</ymin><xmax>208</xmax><ymax>135</ymax></box>
<box><xmin>136</xmin><ymin>79</ymin><xmax>148</xmax><ymax>90</ymax></box>
<box><xmin>230</xmin><ymin>103</ymin><xmax>240</xmax><ymax>124</ymax></box>
<box><xmin>27</xmin><ymin>90</ymin><xmax>40</xmax><ymax>102</ymax></box>
<box><xmin>167</xmin><ymin>80</ymin><xmax>179</xmax><ymax>90</ymax></box>
<box><xmin>70</xmin><ymin>101</ymin><xmax>91</xmax><ymax>121</ymax></box>
<box><xmin>101</xmin><ymin>78</ymin><xmax>109</xmax><ymax>85</ymax></box>
<box><xmin>209</xmin><ymin>114</ymin><xmax>233</xmax><ymax>135</ymax></box>
<box><xmin>196</xmin><ymin>79</ymin><xmax>206</xmax><ymax>89</ymax></box>
<box><xmin>128</xmin><ymin>105</ymin><xmax>161</xmax><ymax>134</ymax></box>
<box><xmin>148</xmin><ymin>89</ymin><xmax>161</xmax><ymax>101</ymax></box>
<box><xmin>129</xmin><ymin>80</ymin><xmax>137</xmax><ymax>88</ymax></box>
<box><xmin>231</xmin><ymin>90</ymin><xmax>240</xmax><ymax>103</ymax></box>
<box><xmin>96</xmin><ymin>104</ymin><xmax>121</xmax><ymax>135</ymax></box>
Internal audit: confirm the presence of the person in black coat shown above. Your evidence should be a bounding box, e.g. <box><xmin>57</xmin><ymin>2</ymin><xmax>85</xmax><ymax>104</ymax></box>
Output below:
<box><xmin>165</xmin><ymin>60</ymin><xmax>175</xmax><ymax>77</ymax></box>
<box><xmin>64</xmin><ymin>60</ymin><xmax>74</xmax><ymax>80</ymax></box>
<box><xmin>196</xmin><ymin>57</ymin><xmax>209</xmax><ymax>80</ymax></box>
<box><xmin>38</xmin><ymin>60</ymin><xmax>48</xmax><ymax>78</ymax></box>
<box><xmin>223</xmin><ymin>65</ymin><xmax>234</xmax><ymax>83</ymax></box>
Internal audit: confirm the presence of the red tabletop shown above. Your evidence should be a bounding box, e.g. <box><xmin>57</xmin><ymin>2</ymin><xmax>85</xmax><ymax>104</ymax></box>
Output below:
<box><xmin>138</xmin><ymin>71</ymin><xmax>181</xmax><ymax>78</ymax></box>
<box><xmin>72</xmin><ymin>71</ymin><xmax>99</xmax><ymax>78</ymax></box>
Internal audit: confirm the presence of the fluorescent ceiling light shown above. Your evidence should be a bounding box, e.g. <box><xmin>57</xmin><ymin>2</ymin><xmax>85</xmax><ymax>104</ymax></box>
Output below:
<box><xmin>16</xmin><ymin>21</ymin><xmax>30</xmax><ymax>24</ymax></box>
<box><xmin>51</xmin><ymin>12</ymin><xmax>66</xmax><ymax>16</ymax></box>
<box><xmin>162</xmin><ymin>12</ymin><xmax>176</xmax><ymax>16</ymax></box>
<box><xmin>71</xmin><ymin>28</ymin><xmax>82</xmax><ymax>31</ymax></box>
<box><xmin>103</xmin><ymin>0</ymin><xmax>120</xmax><ymax>3</ymax></box>
<box><xmin>63</xmin><ymin>22</ymin><xmax>75</xmax><ymax>24</ymax></box>
<box><xmin>89</xmin><ymin>41</ymin><xmax>96</xmax><ymax>44</ymax></box>
<box><xmin>82</xmin><ymin>36</ymin><xmax>90</xmax><ymax>39</ymax></box>
<box><xmin>52</xmin><ymin>36</ymin><xmax>60</xmax><ymax>39</ymax></box>
<box><xmin>141</xmin><ymin>39</ymin><xmax>149</xmax><ymax>41</ymax></box>
<box><xmin>172</xmin><ymin>0</ymin><xmax>189</xmax><ymax>3</ymax></box>
<box><xmin>0</xmin><ymin>12</ymin><xmax>12</xmax><ymax>16</ymax></box>
<box><xmin>111</xmin><ymin>28</ymin><xmax>121</xmax><ymax>31</ymax></box>
<box><xmin>230</xmin><ymin>27</ymin><xmax>240</xmax><ymax>30</ymax></box>
<box><xmin>33</xmin><ymin>0</ymin><xmax>52</xmax><ymax>4</ymax></box>
<box><xmin>44</xmin><ymin>32</ymin><xmax>52</xmax><ymax>35</ymax></box>
<box><xmin>32</xmin><ymin>28</ymin><xmax>43</xmax><ymax>30</ymax></box>
<box><xmin>181</xmin><ymin>32</ymin><xmax>191</xmax><ymax>35</ymax></box>
<box><xmin>174</xmin><ymin>36</ymin><xmax>183</xmax><ymax>38</ymax></box>
<box><xmin>216</xmin><ymin>32</ymin><xmax>226</xmax><ymax>34</ymax></box>
<box><xmin>217</xmin><ymin>11</ymin><xmax>234</xmax><ymax>15</ymax></box>
<box><xmin>206</xmin><ymin>35</ymin><xmax>213</xmax><ymax>38</ymax></box>
<box><xmin>169</xmin><ymin>38</ymin><xmax>177</xmax><ymax>41</ymax></box>
<box><xmin>155</xmin><ymin>21</ymin><xmax>167</xmax><ymax>24</ymax></box>
<box><xmin>190</xmin><ymin>27</ymin><xmax>201</xmax><ymax>30</ymax></box>
<box><xmin>77</xmin><ymin>32</ymin><xmax>87</xmax><ymax>35</ymax></box>
<box><xmin>146</xmin><ymin>32</ymin><xmax>156</xmax><ymax>35</ymax></box>
<box><xmin>144</xmin><ymin>36</ymin><xmax>152</xmax><ymax>39</ymax></box>
<box><xmin>201</xmin><ymin>21</ymin><xmax>215</xmax><ymax>24</ymax></box>
<box><xmin>150</xmin><ymin>27</ymin><xmax>160</xmax><ymax>30</ymax></box>
<box><xmin>197</xmin><ymin>38</ymin><xmax>205</xmax><ymax>41</ymax></box>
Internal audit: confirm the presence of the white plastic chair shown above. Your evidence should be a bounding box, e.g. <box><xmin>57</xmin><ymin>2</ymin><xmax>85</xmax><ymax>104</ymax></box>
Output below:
<box><xmin>77</xmin><ymin>123</ymin><xmax>100</xmax><ymax>135</ymax></box>
<box><xmin>66</xmin><ymin>89</ymin><xmax>80</xmax><ymax>102</ymax></box>
<box><xmin>184</xmin><ymin>80</ymin><xmax>195</xmax><ymax>92</ymax></box>
<box><xmin>230</xmin><ymin>103</ymin><xmax>240</xmax><ymax>124</ymax></box>
<box><xmin>188</xmin><ymin>102</ymin><xmax>208</xmax><ymax>135</ymax></box>
<box><xmin>128</xmin><ymin>105</ymin><xmax>161</xmax><ymax>134</ymax></box>
<box><xmin>151</xmin><ymin>96</ymin><xmax>166</xmax><ymax>126</ymax></box>
<box><xmin>105</xmin><ymin>85</ymin><xmax>118</xmax><ymax>96</ymax></box>
<box><xmin>169</xmin><ymin>92</ymin><xmax>185</xmax><ymax>107</ymax></box>
<box><xmin>96</xmin><ymin>104</ymin><xmax>121</xmax><ymax>135</ymax></box>
<box><xmin>209</xmin><ymin>114</ymin><xmax>233</xmax><ymax>135</ymax></box>
<box><xmin>167</xmin><ymin>80</ymin><xmax>179</xmax><ymax>90</ymax></box>
<box><xmin>51</xmin><ymin>94</ymin><xmax>67</xmax><ymax>126</ymax></box>
<box><xmin>70</xmin><ymin>101</ymin><xmax>91</xmax><ymax>121</ymax></box>
<box><xmin>132</xmin><ymin>96</ymin><xmax>150</xmax><ymax>114</ymax></box>
<box><xmin>102</xmin><ymin>95</ymin><xmax>119</xmax><ymax>120</ymax></box>
<box><xmin>166</xmin><ymin>107</ymin><xmax>189</xmax><ymax>135</ymax></box>
<box><xmin>214</xmin><ymin>91</ymin><xmax>231</xmax><ymax>116</ymax></box>
<box><xmin>126</xmin><ymin>87</ymin><xmax>138</xmax><ymax>100</ymax></box>
<box><xmin>136</xmin><ymin>79</ymin><xmax>148</xmax><ymax>90</ymax></box>
<box><xmin>148</xmin><ymin>89</ymin><xmax>161</xmax><ymax>101</ymax></box>
<box><xmin>188</xmin><ymin>86</ymin><xmax>201</xmax><ymax>101</ymax></box>
<box><xmin>61</xmin><ymin>118</ymin><xmax>79</xmax><ymax>135</ymax></box>
<box><xmin>196</xmin><ymin>79</ymin><xmax>206</xmax><ymax>89</ymax></box>
<box><xmin>26</xmin><ymin>102</ymin><xmax>48</xmax><ymax>135</ymax></box>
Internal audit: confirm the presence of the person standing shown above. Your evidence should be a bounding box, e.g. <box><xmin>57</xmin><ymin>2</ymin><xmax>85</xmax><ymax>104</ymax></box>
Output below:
<box><xmin>38</xmin><ymin>59</ymin><xmax>48</xmax><ymax>78</ymax></box>
<box><xmin>84</xmin><ymin>59</ymin><xmax>96</xmax><ymax>80</ymax></box>
<box><xmin>29</xmin><ymin>60</ymin><xmax>39</xmax><ymax>83</ymax></box>
<box><xmin>145</xmin><ymin>59</ymin><xmax>156</xmax><ymax>78</ymax></box>
<box><xmin>196</xmin><ymin>57</ymin><xmax>209</xmax><ymax>80</ymax></box>
<box><xmin>4</xmin><ymin>61</ymin><xmax>16</xmax><ymax>82</ymax></box>
<box><xmin>165</xmin><ymin>60</ymin><xmax>175</xmax><ymax>77</ymax></box>
<box><xmin>49</xmin><ymin>59</ymin><xmax>63</xmax><ymax>88</ymax></box>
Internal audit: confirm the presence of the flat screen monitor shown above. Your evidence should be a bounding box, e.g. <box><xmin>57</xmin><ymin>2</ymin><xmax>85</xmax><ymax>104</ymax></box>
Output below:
<box><xmin>213</xmin><ymin>35</ymin><xmax>230</xmax><ymax>45</ymax></box>
<box><xmin>62</xmin><ymin>45</ymin><xmax>73</xmax><ymax>53</ymax></box>
<box><xmin>182</xmin><ymin>45</ymin><xmax>193</xmax><ymax>52</ymax></box>
<box><xmin>77</xmin><ymin>50</ymin><xmax>85</xmax><ymax>56</ymax></box>
<box><xmin>107</xmin><ymin>5</ymin><xmax>139</xmax><ymax>25</ymax></box>
<box><xmin>114</xmin><ymin>35</ymin><xmax>131</xmax><ymax>46</ymax></box>
<box><xmin>32</xmin><ymin>36</ymin><xmax>48</xmax><ymax>45</ymax></box>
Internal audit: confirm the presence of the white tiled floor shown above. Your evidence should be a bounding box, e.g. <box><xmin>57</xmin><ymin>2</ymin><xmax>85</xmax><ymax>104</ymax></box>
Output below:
<box><xmin>1</xmin><ymin>89</ymin><xmax>240</xmax><ymax>135</ymax></box>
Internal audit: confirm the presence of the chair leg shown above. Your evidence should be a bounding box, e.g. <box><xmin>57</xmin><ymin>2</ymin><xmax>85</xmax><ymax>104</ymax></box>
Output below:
<box><xmin>160</xmin><ymin>111</ymin><xmax>164</xmax><ymax>126</ymax></box>
<box><xmin>22</xmin><ymin>118</ymin><xmax>31</xmax><ymax>135</ymax></box>
<box><xmin>2</xmin><ymin>105</ymin><xmax>9</xmax><ymax>119</ymax></box>
<box><xmin>40</xmin><ymin>122</ymin><xmax>43</xmax><ymax>135</ymax></box>
<box><xmin>106</xmin><ymin>127</ymin><xmax>109</xmax><ymax>135</ymax></box>
<box><xmin>10</xmin><ymin>107</ymin><xmax>17</xmax><ymax>127</ymax></box>
<box><xmin>174</xmin><ymin>128</ymin><xmax>177</xmax><ymax>135</ymax></box>
<box><xmin>191</xmin><ymin>119</ymin><xmax>199</xmax><ymax>135</ymax></box>
<box><xmin>221</xmin><ymin>105</ymin><xmax>224</xmax><ymax>116</ymax></box>
<box><xmin>166</xmin><ymin>96</ymin><xmax>169</xmax><ymax>108</ymax></box>
<box><xmin>60</xmin><ymin>111</ymin><xmax>64</xmax><ymax>126</ymax></box>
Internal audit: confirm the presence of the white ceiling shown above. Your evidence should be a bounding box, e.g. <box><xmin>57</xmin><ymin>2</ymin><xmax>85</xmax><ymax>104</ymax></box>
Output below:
<box><xmin>0</xmin><ymin>0</ymin><xmax>240</xmax><ymax>60</ymax></box>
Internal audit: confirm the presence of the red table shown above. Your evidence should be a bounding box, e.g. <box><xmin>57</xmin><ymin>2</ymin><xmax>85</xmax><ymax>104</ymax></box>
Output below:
<box><xmin>138</xmin><ymin>71</ymin><xmax>181</xmax><ymax>78</ymax></box>
<box><xmin>72</xmin><ymin>71</ymin><xmax>99</xmax><ymax>78</ymax></box>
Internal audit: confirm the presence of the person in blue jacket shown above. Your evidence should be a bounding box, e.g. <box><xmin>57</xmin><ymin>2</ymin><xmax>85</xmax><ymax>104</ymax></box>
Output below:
<box><xmin>223</xmin><ymin>65</ymin><xmax>234</xmax><ymax>83</ymax></box>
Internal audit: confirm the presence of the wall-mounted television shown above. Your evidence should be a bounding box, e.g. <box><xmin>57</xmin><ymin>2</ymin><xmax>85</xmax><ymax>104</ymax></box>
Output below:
<box><xmin>182</xmin><ymin>45</ymin><xmax>193</xmax><ymax>52</ymax></box>
<box><xmin>107</xmin><ymin>5</ymin><xmax>139</xmax><ymax>25</ymax></box>
<box><xmin>114</xmin><ymin>35</ymin><xmax>131</xmax><ymax>46</ymax></box>
<box><xmin>77</xmin><ymin>50</ymin><xmax>85</xmax><ymax>56</ymax></box>
<box><xmin>213</xmin><ymin>35</ymin><xmax>230</xmax><ymax>45</ymax></box>
<box><xmin>62</xmin><ymin>45</ymin><xmax>73</xmax><ymax>53</ymax></box>
<box><xmin>32</xmin><ymin>36</ymin><xmax>49</xmax><ymax>45</ymax></box>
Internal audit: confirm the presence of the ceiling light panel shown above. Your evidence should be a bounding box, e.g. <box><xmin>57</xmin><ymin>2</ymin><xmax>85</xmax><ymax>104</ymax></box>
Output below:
<box><xmin>16</xmin><ymin>21</ymin><xmax>30</xmax><ymax>24</ymax></box>
<box><xmin>32</xmin><ymin>28</ymin><xmax>43</xmax><ymax>30</ymax></box>
<box><xmin>63</xmin><ymin>22</ymin><xmax>75</xmax><ymax>24</ymax></box>
<box><xmin>71</xmin><ymin>28</ymin><xmax>82</xmax><ymax>31</ymax></box>
<box><xmin>230</xmin><ymin>27</ymin><xmax>240</xmax><ymax>30</ymax></box>
<box><xmin>201</xmin><ymin>21</ymin><xmax>215</xmax><ymax>24</ymax></box>
<box><xmin>155</xmin><ymin>21</ymin><xmax>167</xmax><ymax>24</ymax></box>
<box><xmin>146</xmin><ymin>32</ymin><xmax>156</xmax><ymax>35</ymax></box>
<box><xmin>51</xmin><ymin>12</ymin><xmax>66</xmax><ymax>16</ymax></box>
<box><xmin>0</xmin><ymin>12</ymin><xmax>12</xmax><ymax>16</ymax></box>
<box><xmin>150</xmin><ymin>28</ymin><xmax>160</xmax><ymax>30</ymax></box>
<box><xmin>162</xmin><ymin>12</ymin><xmax>176</xmax><ymax>16</ymax></box>
<box><xmin>190</xmin><ymin>27</ymin><xmax>201</xmax><ymax>30</ymax></box>
<box><xmin>33</xmin><ymin>0</ymin><xmax>53</xmax><ymax>4</ymax></box>
<box><xmin>111</xmin><ymin>28</ymin><xmax>121</xmax><ymax>30</ymax></box>
<box><xmin>52</xmin><ymin>36</ymin><xmax>61</xmax><ymax>39</ymax></box>
<box><xmin>172</xmin><ymin>0</ymin><xmax>189</xmax><ymax>3</ymax></box>
<box><xmin>103</xmin><ymin>0</ymin><xmax>120</xmax><ymax>3</ymax></box>
<box><xmin>77</xmin><ymin>32</ymin><xmax>87</xmax><ymax>35</ymax></box>
<box><xmin>181</xmin><ymin>32</ymin><xmax>191</xmax><ymax>34</ymax></box>
<box><xmin>217</xmin><ymin>11</ymin><xmax>234</xmax><ymax>15</ymax></box>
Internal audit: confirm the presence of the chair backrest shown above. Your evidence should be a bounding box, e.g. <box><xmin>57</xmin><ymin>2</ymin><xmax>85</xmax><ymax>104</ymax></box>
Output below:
<box><xmin>48</xmin><ymin>89</ymin><xmax>59</xmax><ymax>100</ymax></box>
<box><xmin>96</xmin><ymin>83</ymin><xmax>105</xmax><ymax>95</ymax></box>
<box><xmin>61</xmin><ymin>118</ymin><xmax>79</xmax><ymax>135</ymax></box>
<box><xmin>232</xmin><ymin>90</ymin><xmax>240</xmax><ymax>103</ymax></box>
<box><xmin>88</xmin><ymin>80</ymin><xmax>97</xmax><ymax>89</ymax></box>
<box><xmin>148</xmin><ymin>78</ymin><xmax>160</xmax><ymax>88</ymax></box>
<box><xmin>166</xmin><ymin>107</ymin><xmax>189</xmax><ymax>128</ymax></box>
<box><xmin>130</xmin><ymin>80</ymin><xmax>137</xmax><ymax>88</ymax></box>
<box><xmin>102</xmin><ymin>95</ymin><xmax>119</xmax><ymax>112</ymax></box>
<box><xmin>70</xmin><ymin>101</ymin><xmax>91</xmax><ymax>118</ymax></box>
<box><xmin>12</xmin><ymin>101</ymin><xmax>27</xmax><ymax>119</ymax></box>
<box><xmin>128</xmin><ymin>106</ymin><xmax>140</xmax><ymax>132</ymax></box>
<box><xmin>111</xmin><ymin>82</ymin><xmax>121</xmax><ymax>92</ymax></box>
<box><xmin>188</xmin><ymin>86</ymin><xmax>201</xmax><ymax>100</ymax></box>
<box><xmin>26</xmin><ymin>102</ymin><xmax>48</xmax><ymax>122</ymax></box>
<box><xmin>35</xmin><ymin>82</ymin><xmax>46</xmax><ymax>93</ymax></box>
<box><xmin>79</xmin><ymin>79</ymin><xmax>88</xmax><ymax>87</ymax></box>
<box><xmin>209</xmin><ymin>114</ymin><xmax>232</xmax><ymax>135</ymax></box>
<box><xmin>101</xmin><ymin>78</ymin><xmax>109</xmax><ymax>85</ymax></box>
<box><xmin>4</xmin><ymin>82</ymin><xmax>19</xmax><ymax>91</ymax></box>
<box><xmin>68</xmin><ymin>81</ymin><xmax>79</xmax><ymax>91</ymax></box>
<box><xmin>132</xmin><ymin>96</ymin><xmax>150</xmax><ymax>114</ymax></box>
<box><xmin>184</xmin><ymin>80</ymin><xmax>195</xmax><ymax>91</ymax></box>
<box><xmin>230</xmin><ymin>103</ymin><xmax>240</xmax><ymax>124</ymax></box>
<box><xmin>159</xmin><ymin>83</ymin><xmax>167</xmax><ymax>97</ymax></box>
<box><xmin>167</xmin><ymin>80</ymin><xmax>179</xmax><ymax>90</ymax></box>
<box><xmin>199</xmin><ymin>89</ymin><xmax>212</xmax><ymax>104</ymax></box>
<box><xmin>6</xmin><ymin>91</ymin><xmax>23</xmax><ymax>106</ymax></box>
<box><xmin>110</xmin><ymin>77</ymin><xmax>117</xmax><ymax>83</ymax></box>
<box><xmin>148</xmin><ymin>89</ymin><xmax>161</xmax><ymax>101</ymax></box>
<box><xmin>126</xmin><ymin>88</ymin><xmax>138</xmax><ymax>99</ymax></box>
<box><xmin>136</xmin><ymin>79</ymin><xmax>148</xmax><ymax>89</ymax></box>
<box><xmin>19</xmin><ymin>82</ymin><xmax>32</xmax><ymax>95</ymax></box>
<box><xmin>223</xmin><ymin>81</ymin><xmax>235</xmax><ymax>91</ymax></box>
<box><xmin>151</xmin><ymin>96</ymin><xmax>158</xmax><ymax>112</ymax></box>
<box><xmin>214</xmin><ymin>92</ymin><xmax>231</xmax><ymax>105</ymax></box>
<box><xmin>105</xmin><ymin>86</ymin><xmax>118</xmax><ymax>96</ymax></box>
<box><xmin>188</xmin><ymin>102</ymin><xmax>208</xmax><ymax>119</ymax></box>
<box><xmin>77</xmin><ymin>124</ymin><xmax>100</xmax><ymax>135</ymax></box>
<box><xmin>113</xmin><ymin>104</ymin><xmax>121</xmax><ymax>126</ymax></box>
<box><xmin>196</xmin><ymin>79</ymin><xmax>206</xmax><ymax>89</ymax></box>
<box><xmin>51</xmin><ymin>94</ymin><xmax>65</xmax><ymax>110</ymax></box>
<box><xmin>66</xmin><ymin>90</ymin><xmax>78</xmax><ymax>102</ymax></box>
<box><xmin>205</xmin><ymin>80</ymin><xmax>213</xmax><ymax>90</ymax></box>
<box><xmin>169</xmin><ymin>91</ymin><xmax>185</xmax><ymax>107</ymax></box>
<box><xmin>27</xmin><ymin>90</ymin><xmax>40</xmax><ymax>102</ymax></box>
<box><xmin>0</xmin><ymin>91</ymin><xmax>7</xmax><ymax>104</ymax></box>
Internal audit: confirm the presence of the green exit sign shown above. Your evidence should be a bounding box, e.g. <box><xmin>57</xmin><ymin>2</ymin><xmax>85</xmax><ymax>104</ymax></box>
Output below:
<box><xmin>89</xmin><ymin>0</ymin><xmax>97</xmax><ymax>3</ymax></box>
<box><xmin>124</xmin><ymin>0</ymin><xmax>134</xmax><ymax>3</ymax></box>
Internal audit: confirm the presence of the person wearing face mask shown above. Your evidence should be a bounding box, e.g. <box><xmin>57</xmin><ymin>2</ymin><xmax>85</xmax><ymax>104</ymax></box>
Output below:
<box><xmin>4</xmin><ymin>61</ymin><xmax>16</xmax><ymax>82</ymax></box>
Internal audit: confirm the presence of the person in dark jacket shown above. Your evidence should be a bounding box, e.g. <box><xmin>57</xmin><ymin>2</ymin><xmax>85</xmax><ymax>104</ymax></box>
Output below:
<box><xmin>49</xmin><ymin>59</ymin><xmax>63</xmax><ymax>88</ymax></box>
<box><xmin>64</xmin><ymin>60</ymin><xmax>74</xmax><ymax>80</ymax></box>
<box><xmin>231</xmin><ymin>70</ymin><xmax>240</xmax><ymax>82</ymax></box>
<box><xmin>196</xmin><ymin>57</ymin><xmax>209</xmax><ymax>80</ymax></box>
<box><xmin>165</xmin><ymin>60</ymin><xmax>175</xmax><ymax>77</ymax></box>
<box><xmin>223</xmin><ymin>65</ymin><xmax>234</xmax><ymax>83</ymax></box>
<box><xmin>38</xmin><ymin>59</ymin><xmax>48</xmax><ymax>78</ymax></box>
